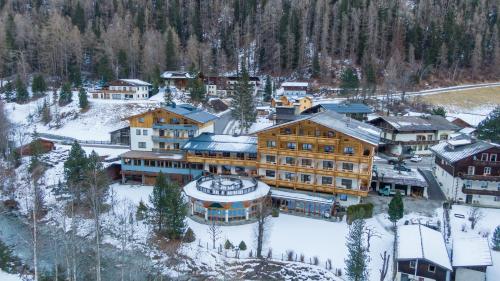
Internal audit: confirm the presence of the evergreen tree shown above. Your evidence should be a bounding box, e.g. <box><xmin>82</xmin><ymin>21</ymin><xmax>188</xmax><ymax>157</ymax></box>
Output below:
<box><xmin>312</xmin><ymin>52</ymin><xmax>320</xmax><ymax>78</ymax></box>
<box><xmin>2</xmin><ymin>81</ymin><xmax>14</xmax><ymax>101</ymax></box>
<box><xmin>264</xmin><ymin>75</ymin><xmax>272</xmax><ymax>102</ymax></box>
<box><xmin>388</xmin><ymin>191</ymin><xmax>404</xmax><ymax>227</ymax></box>
<box><xmin>29</xmin><ymin>131</ymin><xmax>44</xmax><ymax>172</ymax></box>
<box><xmin>136</xmin><ymin>200</ymin><xmax>148</xmax><ymax>221</ymax></box>
<box><xmin>238</xmin><ymin>241</ymin><xmax>247</xmax><ymax>251</ymax></box>
<box><xmin>164</xmin><ymin>86</ymin><xmax>173</xmax><ymax>104</ymax></box>
<box><xmin>183</xmin><ymin>227</ymin><xmax>196</xmax><ymax>243</ymax></box>
<box><xmin>345</xmin><ymin>218</ymin><xmax>369</xmax><ymax>281</ymax></box>
<box><xmin>32</xmin><ymin>75</ymin><xmax>47</xmax><ymax>98</ymax></box>
<box><xmin>151</xmin><ymin>66</ymin><xmax>161</xmax><ymax>97</ymax></box>
<box><xmin>63</xmin><ymin>141</ymin><xmax>88</xmax><ymax>202</ymax></box>
<box><xmin>68</xmin><ymin>61</ymin><xmax>82</xmax><ymax>87</ymax></box>
<box><xmin>189</xmin><ymin>77</ymin><xmax>205</xmax><ymax>104</ymax></box>
<box><xmin>96</xmin><ymin>55</ymin><xmax>113</xmax><ymax>82</ymax></box>
<box><xmin>59</xmin><ymin>82</ymin><xmax>72</xmax><ymax>105</ymax></box>
<box><xmin>290</xmin><ymin>8</ymin><xmax>301</xmax><ymax>69</ymax></box>
<box><xmin>224</xmin><ymin>239</ymin><xmax>233</xmax><ymax>250</ymax></box>
<box><xmin>117</xmin><ymin>49</ymin><xmax>129</xmax><ymax>77</ymax></box>
<box><xmin>165</xmin><ymin>29</ymin><xmax>177</xmax><ymax>69</ymax></box>
<box><xmin>149</xmin><ymin>172</ymin><xmax>169</xmax><ymax>234</ymax></box>
<box><xmin>476</xmin><ymin>107</ymin><xmax>500</xmax><ymax>143</ymax></box>
<box><xmin>41</xmin><ymin>98</ymin><xmax>52</xmax><ymax>124</ymax></box>
<box><xmin>231</xmin><ymin>64</ymin><xmax>256</xmax><ymax>132</ymax></box>
<box><xmin>431</xmin><ymin>106</ymin><xmax>446</xmax><ymax>117</ymax></box>
<box><xmin>15</xmin><ymin>76</ymin><xmax>29</xmax><ymax>103</ymax></box>
<box><xmin>492</xmin><ymin>226</ymin><xmax>500</xmax><ymax>251</ymax></box>
<box><xmin>340</xmin><ymin>68</ymin><xmax>360</xmax><ymax>96</ymax></box>
<box><xmin>164</xmin><ymin>180</ymin><xmax>187</xmax><ymax>239</ymax></box>
<box><xmin>72</xmin><ymin>1</ymin><xmax>86</xmax><ymax>32</ymax></box>
<box><xmin>78</xmin><ymin>87</ymin><xmax>89</xmax><ymax>109</ymax></box>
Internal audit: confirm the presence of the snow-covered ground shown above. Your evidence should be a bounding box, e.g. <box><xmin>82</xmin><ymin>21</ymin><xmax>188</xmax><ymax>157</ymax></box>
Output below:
<box><xmin>0</xmin><ymin>270</ymin><xmax>23</xmax><ymax>281</ymax></box>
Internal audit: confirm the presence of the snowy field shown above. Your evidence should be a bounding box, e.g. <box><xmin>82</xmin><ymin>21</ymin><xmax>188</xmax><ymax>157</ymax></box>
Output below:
<box><xmin>0</xmin><ymin>270</ymin><xmax>23</xmax><ymax>281</ymax></box>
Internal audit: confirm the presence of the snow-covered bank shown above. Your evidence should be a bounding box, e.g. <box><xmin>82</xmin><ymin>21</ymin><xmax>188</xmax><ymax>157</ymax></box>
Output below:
<box><xmin>0</xmin><ymin>270</ymin><xmax>23</xmax><ymax>281</ymax></box>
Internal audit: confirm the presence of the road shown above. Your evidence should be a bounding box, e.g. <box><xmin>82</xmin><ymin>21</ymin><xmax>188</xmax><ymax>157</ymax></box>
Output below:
<box><xmin>214</xmin><ymin>110</ymin><xmax>233</xmax><ymax>134</ymax></box>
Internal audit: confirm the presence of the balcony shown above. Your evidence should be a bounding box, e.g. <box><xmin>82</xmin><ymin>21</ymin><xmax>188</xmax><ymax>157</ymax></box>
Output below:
<box><xmin>152</xmin><ymin>136</ymin><xmax>188</xmax><ymax>143</ymax></box>
<box><xmin>462</xmin><ymin>186</ymin><xmax>500</xmax><ymax>196</ymax></box>
<box><xmin>153</xmin><ymin>123</ymin><xmax>198</xmax><ymax>130</ymax></box>
<box><xmin>473</xmin><ymin>160</ymin><xmax>500</xmax><ymax>167</ymax></box>
<box><xmin>460</xmin><ymin>174</ymin><xmax>500</xmax><ymax>181</ymax></box>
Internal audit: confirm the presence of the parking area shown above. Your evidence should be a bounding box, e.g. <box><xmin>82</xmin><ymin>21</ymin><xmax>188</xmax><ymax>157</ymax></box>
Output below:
<box><xmin>363</xmin><ymin>194</ymin><xmax>443</xmax><ymax>216</ymax></box>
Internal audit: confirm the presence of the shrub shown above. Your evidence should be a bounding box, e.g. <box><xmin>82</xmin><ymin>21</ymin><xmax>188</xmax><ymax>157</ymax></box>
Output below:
<box><xmin>313</xmin><ymin>256</ymin><xmax>319</xmax><ymax>265</ymax></box>
<box><xmin>224</xmin><ymin>239</ymin><xmax>233</xmax><ymax>250</ymax></box>
<box><xmin>267</xmin><ymin>248</ymin><xmax>272</xmax><ymax>259</ymax></box>
<box><xmin>272</xmin><ymin>208</ymin><xmax>279</xmax><ymax>217</ymax></box>
<box><xmin>346</xmin><ymin>203</ymin><xmax>374</xmax><ymax>224</ymax></box>
<box><xmin>183</xmin><ymin>227</ymin><xmax>196</xmax><ymax>243</ymax></box>
<box><xmin>299</xmin><ymin>253</ymin><xmax>305</xmax><ymax>262</ymax></box>
<box><xmin>286</xmin><ymin>250</ymin><xmax>294</xmax><ymax>261</ymax></box>
<box><xmin>238</xmin><ymin>241</ymin><xmax>247</xmax><ymax>251</ymax></box>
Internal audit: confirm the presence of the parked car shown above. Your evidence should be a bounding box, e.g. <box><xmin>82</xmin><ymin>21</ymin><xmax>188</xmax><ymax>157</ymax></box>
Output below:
<box><xmin>387</xmin><ymin>157</ymin><xmax>406</xmax><ymax>165</ymax></box>
<box><xmin>410</xmin><ymin>155</ymin><xmax>422</xmax><ymax>162</ymax></box>
<box><xmin>378</xmin><ymin>186</ymin><xmax>397</xmax><ymax>196</ymax></box>
<box><xmin>393</xmin><ymin>165</ymin><xmax>411</xmax><ymax>172</ymax></box>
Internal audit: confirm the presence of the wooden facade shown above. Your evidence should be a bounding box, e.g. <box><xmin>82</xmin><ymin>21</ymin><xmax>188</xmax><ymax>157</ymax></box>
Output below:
<box><xmin>397</xmin><ymin>260</ymin><xmax>449</xmax><ymax>281</ymax></box>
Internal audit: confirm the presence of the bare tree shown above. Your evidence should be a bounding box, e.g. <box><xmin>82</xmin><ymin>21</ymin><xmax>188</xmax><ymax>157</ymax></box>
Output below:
<box><xmin>254</xmin><ymin>199</ymin><xmax>272</xmax><ymax>258</ymax></box>
<box><xmin>207</xmin><ymin>220</ymin><xmax>222</xmax><ymax>249</ymax></box>
<box><xmin>364</xmin><ymin>225</ymin><xmax>381</xmax><ymax>252</ymax></box>
<box><xmin>469</xmin><ymin>206</ymin><xmax>484</xmax><ymax>230</ymax></box>
<box><xmin>379</xmin><ymin>250</ymin><xmax>390</xmax><ymax>281</ymax></box>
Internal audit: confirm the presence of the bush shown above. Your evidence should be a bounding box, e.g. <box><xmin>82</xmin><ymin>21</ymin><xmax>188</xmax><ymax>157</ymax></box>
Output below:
<box><xmin>183</xmin><ymin>227</ymin><xmax>196</xmax><ymax>243</ymax></box>
<box><xmin>346</xmin><ymin>203</ymin><xmax>374</xmax><ymax>224</ymax></box>
<box><xmin>313</xmin><ymin>256</ymin><xmax>319</xmax><ymax>265</ymax></box>
<box><xmin>238</xmin><ymin>241</ymin><xmax>247</xmax><ymax>251</ymax></box>
<box><xmin>272</xmin><ymin>208</ymin><xmax>279</xmax><ymax>217</ymax></box>
<box><xmin>267</xmin><ymin>248</ymin><xmax>273</xmax><ymax>259</ymax></box>
<box><xmin>224</xmin><ymin>239</ymin><xmax>233</xmax><ymax>250</ymax></box>
<box><xmin>299</xmin><ymin>253</ymin><xmax>305</xmax><ymax>262</ymax></box>
<box><xmin>286</xmin><ymin>250</ymin><xmax>294</xmax><ymax>261</ymax></box>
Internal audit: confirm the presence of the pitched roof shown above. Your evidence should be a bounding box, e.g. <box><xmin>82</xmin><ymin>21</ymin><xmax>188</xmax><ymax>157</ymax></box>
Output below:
<box><xmin>452</xmin><ymin>238</ymin><xmax>492</xmax><ymax>267</ymax></box>
<box><xmin>163</xmin><ymin>103</ymin><xmax>218</xmax><ymax>123</ymax></box>
<box><xmin>397</xmin><ymin>224</ymin><xmax>452</xmax><ymax>271</ymax></box>
<box><xmin>161</xmin><ymin>71</ymin><xmax>193</xmax><ymax>79</ymax></box>
<box><xmin>303</xmin><ymin>103</ymin><xmax>373</xmax><ymax>114</ymax></box>
<box><xmin>119</xmin><ymin>79</ymin><xmax>152</xmax><ymax>86</ymax></box>
<box><xmin>371</xmin><ymin>115</ymin><xmax>460</xmax><ymax>131</ymax></box>
<box><xmin>255</xmin><ymin>110</ymin><xmax>381</xmax><ymax>146</ymax></box>
<box><xmin>182</xmin><ymin>133</ymin><xmax>257</xmax><ymax>153</ymax></box>
<box><xmin>430</xmin><ymin>136</ymin><xmax>495</xmax><ymax>163</ymax></box>
<box><xmin>281</xmin><ymin>81</ymin><xmax>309</xmax><ymax>88</ymax></box>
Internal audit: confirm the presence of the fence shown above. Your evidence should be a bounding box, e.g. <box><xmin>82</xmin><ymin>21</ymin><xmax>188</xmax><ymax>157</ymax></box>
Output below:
<box><xmin>38</xmin><ymin>133</ymin><xmax>128</xmax><ymax>148</ymax></box>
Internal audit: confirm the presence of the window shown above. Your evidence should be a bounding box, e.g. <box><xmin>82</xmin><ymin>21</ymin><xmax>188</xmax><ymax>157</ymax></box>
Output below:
<box><xmin>138</xmin><ymin>142</ymin><xmax>146</xmax><ymax>148</ymax></box>
<box><xmin>481</xmin><ymin>153</ymin><xmax>488</xmax><ymax>161</ymax></box>
<box><xmin>284</xmin><ymin>172</ymin><xmax>295</xmax><ymax>181</ymax></box>
<box><xmin>327</xmin><ymin>131</ymin><xmax>335</xmax><ymax>137</ymax></box>
<box><xmin>265</xmin><ymin>170</ymin><xmax>275</xmax><ymax>178</ymax></box>
<box><xmin>427</xmin><ymin>134</ymin><xmax>433</xmax><ymax>141</ymax></box>
<box><xmin>302</xmin><ymin>143</ymin><xmax>313</xmax><ymax>151</ymax></box>
<box><xmin>342</xmin><ymin>162</ymin><xmax>354</xmax><ymax>171</ymax></box>
<box><xmin>363</xmin><ymin>149</ymin><xmax>370</xmax><ymax>156</ymax></box>
<box><xmin>409</xmin><ymin>261</ymin><xmax>416</xmax><ymax>269</ymax></box>
<box><xmin>341</xmin><ymin>179</ymin><xmax>353</xmax><ymax>189</ymax></box>
<box><xmin>465</xmin><ymin>180</ymin><xmax>472</xmax><ymax>188</ymax></box>
<box><xmin>283</xmin><ymin>128</ymin><xmax>292</xmax><ymax>135</ymax></box>
<box><xmin>287</xmin><ymin>142</ymin><xmax>296</xmax><ymax>150</ymax></box>
<box><xmin>481</xmin><ymin>182</ymin><xmax>488</xmax><ymax>189</ymax></box>
<box><xmin>339</xmin><ymin>194</ymin><xmax>348</xmax><ymax>201</ymax></box>
<box><xmin>136</xmin><ymin>129</ymin><xmax>141</xmax><ymax>135</ymax></box>
<box><xmin>484</xmin><ymin>167</ymin><xmax>491</xmax><ymax>175</ymax></box>
<box><xmin>440</xmin><ymin>134</ymin><xmax>449</xmax><ymax>140</ymax></box>
<box><xmin>142</xmin><ymin>129</ymin><xmax>148</xmax><ymax>136</ymax></box>
<box><xmin>322</xmin><ymin>177</ymin><xmax>333</xmax><ymax>185</ymax></box>
<box><xmin>324</xmin><ymin>145</ymin><xmax>334</xmax><ymax>153</ymax></box>
<box><xmin>266</xmin><ymin>140</ymin><xmax>276</xmax><ymax>148</ymax></box>
<box><xmin>284</xmin><ymin>157</ymin><xmax>295</xmax><ymax>165</ymax></box>
<box><xmin>265</xmin><ymin>155</ymin><xmax>276</xmax><ymax>163</ymax></box>
<box><xmin>490</xmin><ymin>154</ymin><xmax>497</xmax><ymax>162</ymax></box>
<box><xmin>428</xmin><ymin>265</ymin><xmax>436</xmax><ymax>273</ymax></box>
<box><xmin>467</xmin><ymin>166</ymin><xmax>475</xmax><ymax>175</ymax></box>
<box><xmin>174</xmin><ymin>130</ymin><xmax>180</xmax><ymax>137</ymax></box>
<box><xmin>188</xmin><ymin>130</ymin><xmax>195</xmax><ymax>138</ymax></box>
<box><xmin>171</xmin><ymin>118</ymin><xmax>179</xmax><ymax>124</ymax></box>
<box><xmin>301</xmin><ymin>158</ymin><xmax>312</xmax><ymax>167</ymax></box>
<box><xmin>343</xmin><ymin>147</ymin><xmax>354</xmax><ymax>154</ymax></box>
<box><xmin>301</xmin><ymin>174</ymin><xmax>311</xmax><ymax>183</ymax></box>
<box><xmin>138</xmin><ymin>117</ymin><xmax>144</xmax><ymax>123</ymax></box>
<box><xmin>323</xmin><ymin>161</ymin><xmax>334</xmax><ymax>169</ymax></box>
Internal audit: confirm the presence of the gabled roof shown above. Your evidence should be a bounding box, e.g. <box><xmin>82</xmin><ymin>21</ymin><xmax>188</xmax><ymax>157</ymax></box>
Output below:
<box><xmin>254</xmin><ymin>110</ymin><xmax>381</xmax><ymax>146</ymax></box>
<box><xmin>430</xmin><ymin>135</ymin><xmax>496</xmax><ymax>163</ymax></box>
<box><xmin>124</xmin><ymin>103</ymin><xmax>218</xmax><ymax>124</ymax></box>
<box><xmin>370</xmin><ymin>115</ymin><xmax>460</xmax><ymax>132</ymax></box>
<box><xmin>281</xmin><ymin>81</ymin><xmax>309</xmax><ymax>88</ymax></box>
<box><xmin>107</xmin><ymin>79</ymin><xmax>152</xmax><ymax>87</ymax></box>
<box><xmin>397</xmin><ymin>224</ymin><xmax>452</xmax><ymax>271</ymax></box>
<box><xmin>452</xmin><ymin>238</ymin><xmax>492</xmax><ymax>267</ymax></box>
<box><xmin>303</xmin><ymin>103</ymin><xmax>373</xmax><ymax>114</ymax></box>
<box><xmin>182</xmin><ymin>133</ymin><xmax>257</xmax><ymax>153</ymax></box>
<box><xmin>161</xmin><ymin>71</ymin><xmax>193</xmax><ymax>79</ymax></box>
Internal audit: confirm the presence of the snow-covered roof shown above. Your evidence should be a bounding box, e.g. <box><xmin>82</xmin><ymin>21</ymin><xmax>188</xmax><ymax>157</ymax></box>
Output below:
<box><xmin>119</xmin><ymin>79</ymin><xmax>152</xmax><ymax>86</ymax></box>
<box><xmin>370</xmin><ymin>116</ymin><xmax>460</xmax><ymax>132</ymax></box>
<box><xmin>452</xmin><ymin>237</ymin><xmax>492</xmax><ymax>267</ymax></box>
<box><xmin>182</xmin><ymin>133</ymin><xmax>257</xmax><ymax>153</ymax></box>
<box><xmin>161</xmin><ymin>71</ymin><xmax>193</xmax><ymax>79</ymax></box>
<box><xmin>282</xmin><ymin>81</ymin><xmax>309</xmax><ymax>88</ymax></box>
<box><xmin>430</xmin><ymin>136</ymin><xmax>495</xmax><ymax>163</ymax></box>
<box><xmin>183</xmin><ymin>177</ymin><xmax>270</xmax><ymax>203</ymax></box>
<box><xmin>271</xmin><ymin>188</ymin><xmax>334</xmax><ymax>205</ymax></box>
<box><xmin>459</xmin><ymin>127</ymin><xmax>476</xmax><ymax>135</ymax></box>
<box><xmin>302</xmin><ymin>103</ymin><xmax>373</xmax><ymax>114</ymax></box>
<box><xmin>397</xmin><ymin>224</ymin><xmax>452</xmax><ymax>271</ymax></box>
<box><xmin>120</xmin><ymin>150</ymin><xmax>185</xmax><ymax>160</ymax></box>
<box><xmin>164</xmin><ymin>103</ymin><xmax>219</xmax><ymax>124</ymax></box>
<box><xmin>254</xmin><ymin>111</ymin><xmax>381</xmax><ymax>146</ymax></box>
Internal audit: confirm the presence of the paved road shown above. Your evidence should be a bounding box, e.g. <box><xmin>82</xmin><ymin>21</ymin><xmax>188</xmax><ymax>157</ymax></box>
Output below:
<box><xmin>214</xmin><ymin>110</ymin><xmax>233</xmax><ymax>134</ymax></box>
<box><xmin>419</xmin><ymin>169</ymin><xmax>447</xmax><ymax>201</ymax></box>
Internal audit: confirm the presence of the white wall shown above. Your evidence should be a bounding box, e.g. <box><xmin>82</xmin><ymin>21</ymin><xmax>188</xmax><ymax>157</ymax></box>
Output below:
<box><xmin>198</xmin><ymin>123</ymin><xmax>215</xmax><ymax>134</ymax></box>
<box><xmin>130</xmin><ymin>127</ymin><xmax>154</xmax><ymax>151</ymax></box>
<box><xmin>454</xmin><ymin>268</ymin><xmax>486</xmax><ymax>281</ymax></box>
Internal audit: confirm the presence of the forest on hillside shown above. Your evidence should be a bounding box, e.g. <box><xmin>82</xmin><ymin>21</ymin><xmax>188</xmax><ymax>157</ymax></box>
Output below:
<box><xmin>0</xmin><ymin>0</ymin><xmax>498</xmax><ymax>88</ymax></box>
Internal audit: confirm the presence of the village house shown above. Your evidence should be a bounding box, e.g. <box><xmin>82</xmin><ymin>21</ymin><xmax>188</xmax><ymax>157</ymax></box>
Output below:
<box><xmin>430</xmin><ymin>134</ymin><xmax>500</xmax><ymax>207</ymax></box>
<box><xmin>91</xmin><ymin>79</ymin><xmax>152</xmax><ymax>100</ymax></box>
<box><xmin>301</xmin><ymin>103</ymin><xmax>373</xmax><ymax>121</ymax></box>
<box><xmin>203</xmin><ymin>75</ymin><xmax>261</xmax><ymax>98</ymax></box>
<box><xmin>396</xmin><ymin>224</ymin><xmax>452</xmax><ymax>281</ymax></box>
<box><xmin>161</xmin><ymin>71</ymin><xmax>193</xmax><ymax>91</ymax></box>
<box><xmin>369</xmin><ymin>115</ymin><xmax>460</xmax><ymax>156</ymax></box>
<box><xmin>452</xmin><ymin>237</ymin><xmax>493</xmax><ymax>281</ymax></box>
<box><xmin>277</xmin><ymin>81</ymin><xmax>309</xmax><ymax>96</ymax></box>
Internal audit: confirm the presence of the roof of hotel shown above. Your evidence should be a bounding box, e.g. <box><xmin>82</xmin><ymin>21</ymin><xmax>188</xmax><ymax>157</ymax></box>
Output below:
<box><xmin>163</xmin><ymin>103</ymin><xmax>219</xmax><ymax>123</ymax></box>
<box><xmin>182</xmin><ymin>133</ymin><xmax>258</xmax><ymax>153</ymax></box>
<box><xmin>254</xmin><ymin>110</ymin><xmax>381</xmax><ymax>146</ymax></box>
<box><xmin>303</xmin><ymin>103</ymin><xmax>373</xmax><ymax>114</ymax></box>
<box><xmin>120</xmin><ymin>150</ymin><xmax>185</xmax><ymax>160</ymax></box>
<box><xmin>397</xmin><ymin>224</ymin><xmax>452</xmax><ymax>271</ymax></box>
<box><xmin>452</xmin><ymin>237</ymin><xmax>492</xmax><ymax>267</ymax></box>
<box><xmin>370</xmin><ymin>115</ymin><xmax>460</xmax><ymax>132</ymax></box>
<box><xmin>281</xmin><ymin>81</ymin><xmax>309</xmax><ymax>87</ymax></box>
<box><xmin>430</xmin><ymin>135</ymin><xmax>496</xmax><ymax>163</ymax></box>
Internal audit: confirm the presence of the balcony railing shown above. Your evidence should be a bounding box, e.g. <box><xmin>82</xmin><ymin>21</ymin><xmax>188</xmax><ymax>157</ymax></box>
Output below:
<box><xmin>473</xmin><ymin>160</ymin><xmax>500</xmax><ymax>167</ymax></box>
<box><xmin>460</xmin><ymin>174</ymin><xmax>500</xmax><ymax>181</ymax></box>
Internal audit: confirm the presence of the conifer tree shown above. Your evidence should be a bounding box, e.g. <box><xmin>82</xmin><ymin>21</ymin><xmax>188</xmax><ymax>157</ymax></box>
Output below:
<box><xmin>63</xmin><ymin>141</ymin><xmax>88</xmax><ymax>202</ymax></box>
<box><xmin>340</xmin><ymin>68</ymin><xmax>360</xmax><ymax>96</ymax></box>
<box><xmin>29</xmin><ymin>131</ymin><xmax>43</xmax><ymax>172</ymax></box>
<box><xmin>476</xmin><ymin>107</ymin><xmax>500</xmax><ymax>143</ymax></box>
<box><xmin>164</xmin><ymin>180</ymin><xmax>187</xmax><ymax>239</ymax></box>
<box><xmin>312</xmin><ymin>52</ymin><xmax>320</xmax><ymax>78</ymax></box>
<box><xmin>431</xmin><ymin>106</ymin><xmax>446</xmax><ymax>117</ymax></box>
<box><xmin>492</xmin><ymin>226</ymin><xmax>500</xmax><ymax>251</ymax></box>
<box><xmin>78</xmin><ymin>87</ymin><xmax>88</xmax><ymax>109</ymax></box>
<box><xmin>15</xmin><ymin>76</ymin><xmax>29</xmax><ymax>103</ymax></box>
<box><xmin>345</xmin><ymin>218</ymin><xmax>369</xmax><ymax>281</ymax></box>
<box><xmin>164</xmin><ymin>86</ymin><xmax>173</xmax><ymax>104</ymax></box>
<box><xmin>3</xmin><ymin>82</ymin><xmax>14</xmax><ymax>101</ymax></box>
<box><xmin>165</xmin><ymin>29</ymin><xmax>177</xmax><ymax>69</ymax></box>
<box><xmin>136</xmin><ymin>200</ymin><xmax>148</xmax><ymax>221</ymax></box>
<box><xmin>41</xmin><ymin>98</ymin><xmax>52</xmax><ymax>124</ymax></box>
<box><xmin>32</xmin><ymin>75</ymin><xmax>47</xmax><ymax>98</ymax></box>
<box><xmin>189</xmin><ymin>77</ymin><xmax>205</xmax><ymax>104</ymax></box>
<box><xmin>231</xmin><ymin>64</ymin><xmax>256</xmax><ymax>133</ymax></box>
<box><xmin>149</xmin><ymin>172</ymin><xmax>169</xmax><ymax>233</ymax></box>
<box><xmin>388</xmin><ymin>191</ymin><xmax>404</xmax><ymax>227</ymax></box>
<box><xmin>59</xmin><ymin>82</ymin><xmax>72</xmax><ymax>105</ymax></box>
<box><xmin>72</xmin><ymin>1</ymin><xmax>86</xmax><ymax>32</ymax></box>
<box><xmin>264</xmin><ymin>75</ymin><xmax>272</xmax><ymax>102</ymax></box>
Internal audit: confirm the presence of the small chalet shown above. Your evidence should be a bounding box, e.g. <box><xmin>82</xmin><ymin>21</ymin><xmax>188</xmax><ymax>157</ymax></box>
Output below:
<box><xmin>17</xmin><ymin>138</ymin><xmax>55</xmax><ymax>156</ymax></box>
<box><xmin>452</xmin><ymin>237</ymin><xmax>492</xmax><ymax>281</ymax></box>
<box><xmin>446</xmin><ymin>116</ymin><xmax>474</xmax><ymax>129</ymax></box>
<box><xmin>271</xmin><ymin>95</ymin><xmax>313</xmax><ymax>112</ymax></box>
<box><xmin>369</xmin><ymin>115</ymin><xmax>460</xmax><ymax>156</ymax></box>
<box><xmin>301</xmin><ymin>103</ymin><xmax>373</xmax><ymax>121</ymax></box>
<box><xmin>430</xmin><ymin>135</ymin><xmax>500</xmax><ymax>207</ymax></box>
<box><xmin>396</xmin><ymin>224</ymin><xmax>452</xmax><ymax>281</ymax></box>
<box><xmin>279</xmin><ymin>81</ymin><xmax>309</xmax><ymax>96</ymax></box>
<box><xmin>92</xmin><ymin>79</ymin><xmax>152</xmax><ymax>100</ymax></box>
<box><xmin>161</xmin><ymin>71</ymin><xmax>193</xmax><ymax>91</ymax></box>
<box><xmin>203</xmin><ymin>75</ymin><xmax>260</xmax><ymax>97</ymax></box>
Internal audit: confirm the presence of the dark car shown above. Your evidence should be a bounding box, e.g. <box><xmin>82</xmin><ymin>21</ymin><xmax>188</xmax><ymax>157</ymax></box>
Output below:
<box><xmin>388</xmin><ymin>158</ymin><xmax>406</xmax><ymax>165</ymax></box>
<box><xmin>393</xmin><ymin>165</ymin><xmax>411</xmax><ymax>172</ymax></box>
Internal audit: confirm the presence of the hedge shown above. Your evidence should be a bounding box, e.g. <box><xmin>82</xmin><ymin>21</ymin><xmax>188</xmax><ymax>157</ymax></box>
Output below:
<box><xmin>346</xmin><ymin>203</ymin><xmax>374</xmax><ymax>224</ymax></box>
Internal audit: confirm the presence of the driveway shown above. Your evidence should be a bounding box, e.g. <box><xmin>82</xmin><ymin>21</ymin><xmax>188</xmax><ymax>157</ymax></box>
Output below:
<box><xmin>419</xmin><ymin>169</ymin><xmax>447</xmax><ymax>201</ymax></box>
<box><xmin>214</xmin><ymin>110</ymin><xmax>233</xmax><ymax>134</ymax></box>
